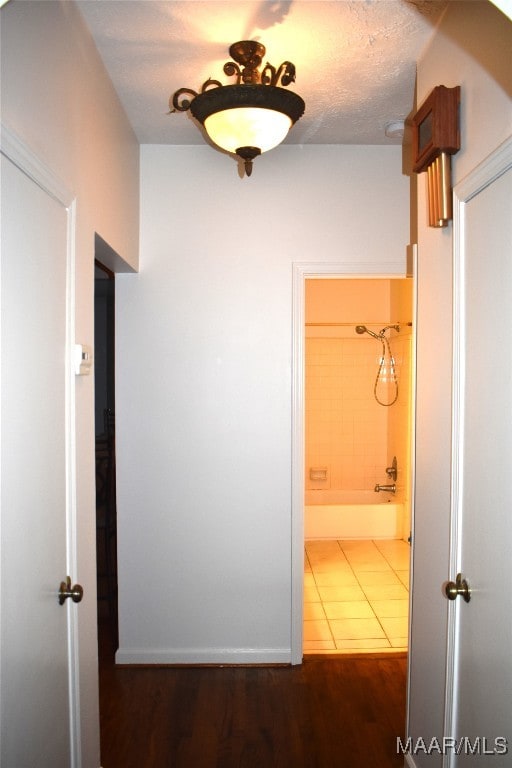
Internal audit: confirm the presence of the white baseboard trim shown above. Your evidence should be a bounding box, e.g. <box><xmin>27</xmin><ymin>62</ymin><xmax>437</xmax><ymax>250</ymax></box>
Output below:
<box><xmin>115</xmin><ymin>646</ymin><xmax>292</xmax><ymax>665</ymax></box>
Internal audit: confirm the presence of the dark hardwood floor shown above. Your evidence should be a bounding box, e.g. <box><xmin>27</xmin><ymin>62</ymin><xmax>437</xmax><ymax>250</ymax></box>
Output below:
<box><xmin>98</xmin><ymin>618</ymin><xmax>407</xmax><ymax>768</ymax></box>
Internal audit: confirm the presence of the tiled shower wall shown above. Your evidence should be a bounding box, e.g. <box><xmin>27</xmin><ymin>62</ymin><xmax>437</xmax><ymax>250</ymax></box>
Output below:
<box><xmin>388</xmin><ymin>332</ymin><xmax>413</xmax><ymax>518</ymax></box>
<box><xmin>304</xmin><ymin>279</ymin><xmax>413</xmax><ymax>527</ymax></box>
<box><xmin>305</xmin><ymin>335</ymin><xmax>390</xmax><ymax>491</ymax></box>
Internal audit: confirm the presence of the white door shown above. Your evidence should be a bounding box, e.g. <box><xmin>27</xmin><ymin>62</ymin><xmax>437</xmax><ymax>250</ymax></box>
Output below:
<box><xmin>1</xmin><ymin>149</ymin><xmax>80</xmax><ymax>766</ymax></box>
<box><xmin>446</xmin><ymin>138</ymin><xmax>512</xmax><ymax>765</ymax></box>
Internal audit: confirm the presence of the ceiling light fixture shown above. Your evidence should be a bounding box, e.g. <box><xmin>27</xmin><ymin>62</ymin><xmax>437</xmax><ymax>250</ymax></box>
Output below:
<box><xmin>169</xmin><ymin>41</ymin><xmax>305</xmax><ymax>177</ymax></box>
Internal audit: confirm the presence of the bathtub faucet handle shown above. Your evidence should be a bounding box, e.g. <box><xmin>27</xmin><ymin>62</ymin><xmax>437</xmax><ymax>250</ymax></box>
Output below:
<box><xmin>385</xmin><ymin>456</ymin><xmax>398</xmax><ymax>482</ymax></box>
<box><xmin>374</xmin><ymin>483</ymin><xmax>396</xmax><ymax>494</ymax></box>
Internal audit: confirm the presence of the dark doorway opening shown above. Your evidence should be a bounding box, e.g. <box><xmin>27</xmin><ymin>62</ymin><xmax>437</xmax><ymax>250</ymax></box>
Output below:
<box><xmin>94</xmin><ymin>258</ymin><xmax>118</xmax><ymax>654</ymax></box>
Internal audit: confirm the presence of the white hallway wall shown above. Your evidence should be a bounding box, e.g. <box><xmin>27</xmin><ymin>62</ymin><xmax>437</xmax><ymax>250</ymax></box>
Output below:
<box><xmin>408</xmin><ymin>2</ymin><xmax>512</xmax><ymax>763</ymax></box>
<box><xmin>0</xmin><ymin>1</ymin><xmax>139</xmax><ymax>764</ymax></box>
<box><xmin>115</xmin><ymin>144</ymin><xmax>409</xmax><ymax>663</ymax></box>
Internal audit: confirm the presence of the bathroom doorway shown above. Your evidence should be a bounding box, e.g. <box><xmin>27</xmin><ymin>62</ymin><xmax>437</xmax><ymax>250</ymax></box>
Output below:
<box><xmin>291</xmin><ymin>269</ymin><xmax>414</xmax><ymax>660</ymax></box>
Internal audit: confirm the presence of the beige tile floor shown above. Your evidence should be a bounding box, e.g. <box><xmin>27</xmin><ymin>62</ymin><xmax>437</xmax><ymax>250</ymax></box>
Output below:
<box><xmin>304</xmin><ymin>538</ymin><xmax>410</xmax><ymax>654</ymax></box>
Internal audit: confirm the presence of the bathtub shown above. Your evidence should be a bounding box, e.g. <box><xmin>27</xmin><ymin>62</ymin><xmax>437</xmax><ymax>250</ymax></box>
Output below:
<box><xmin>304</xmin><ymin>489</ymin><xmax>403</xmax><ymax>540</ymax></box>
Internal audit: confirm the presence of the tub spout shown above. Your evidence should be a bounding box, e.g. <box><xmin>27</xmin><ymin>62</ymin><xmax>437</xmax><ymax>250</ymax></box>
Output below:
<box><xmin>374</xmin><ymin>483</ymin><xmax>396</xmax><ymax>494</ymax></box>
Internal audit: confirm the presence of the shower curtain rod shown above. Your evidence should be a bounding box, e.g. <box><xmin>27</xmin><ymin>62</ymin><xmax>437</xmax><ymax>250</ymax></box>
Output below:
<box><xmin>305</xmin><ymin>321</ymin><xmax>405</xmax><ymax>327</ymax></box>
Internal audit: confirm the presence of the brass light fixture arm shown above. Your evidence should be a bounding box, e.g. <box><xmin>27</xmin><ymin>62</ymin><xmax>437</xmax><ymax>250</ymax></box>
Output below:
<box><xmin>169</xmin><ymin>79</ymin><xmax>223</xmax><ymax>113</ymax></box>
<box><xmin>223</xmin><ymin>61</ymin><xmax>244</xmax><ymax>84</ymax></box>
<box><xmin>169</xmin><ymin>87</ymin><xmax>198</xmax><ymax>113</ymax></box>
<box><xmin>261</xmin><ymin>61</ymin><xmax>296</xmax><ymax>87</ymax></box>
<box><xmin>169</xmin><ymin>41</ymin><xmax>299</xmax><ymax>114</ymax></box>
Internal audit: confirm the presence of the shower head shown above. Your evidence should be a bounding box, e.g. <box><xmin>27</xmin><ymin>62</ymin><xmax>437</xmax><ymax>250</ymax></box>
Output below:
<box><xmin>355</xmin><ymin>325</ymin><xmax>380</xmax><ymax>339</ymax></box>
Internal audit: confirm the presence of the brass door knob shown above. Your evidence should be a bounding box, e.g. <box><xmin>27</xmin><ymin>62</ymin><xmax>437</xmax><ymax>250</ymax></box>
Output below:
<box><xmin>445</xmin><ymin>573</ymin><xmax>471</xmax><ymax>603</ymax></box>
<box><xmin>58</xmin><ymin>576</ymin><xmax>84</xmax><ymax>605</ymax></box>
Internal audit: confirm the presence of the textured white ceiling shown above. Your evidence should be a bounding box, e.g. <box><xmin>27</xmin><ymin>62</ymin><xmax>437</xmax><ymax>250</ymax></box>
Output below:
<box><xmin>77</xmin><ymin>0</ymin><xmax>449</xmax><ymax>146</ymax></box>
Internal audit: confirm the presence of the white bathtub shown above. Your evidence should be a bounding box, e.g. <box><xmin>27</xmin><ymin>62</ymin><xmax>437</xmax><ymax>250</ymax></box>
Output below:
<box><xmin>304</xmin><ymin>489</ymin><xmax>403</xmax><ymax>540</ymax></box>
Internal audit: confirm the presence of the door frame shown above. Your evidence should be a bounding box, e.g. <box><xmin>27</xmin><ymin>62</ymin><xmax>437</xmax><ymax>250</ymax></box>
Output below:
<box><xmin>444</xmin><ymin>135</ymin><xmax>512</xmax><ymax>763</ymax></box>
<box><xmin>290</xmin><ymin>261</ymin><xmax>413</xmax><ymax>665</ymax></box>
<box><xmin>1</xmin><ymin>123</ymin><xmax>82</xmax><ymax>766</ymax></box>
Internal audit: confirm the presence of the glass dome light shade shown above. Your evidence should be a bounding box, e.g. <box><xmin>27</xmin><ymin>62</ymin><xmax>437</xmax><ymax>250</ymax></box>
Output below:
<box><xmin>189</xmin><ymin>84</ymin><xmax>305</xmax><ymax>157</ymax></box>
<box><xmin>204</xmin><ymin>107</ymin><xmax>292</xmax><ymax>154</ymax></box>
